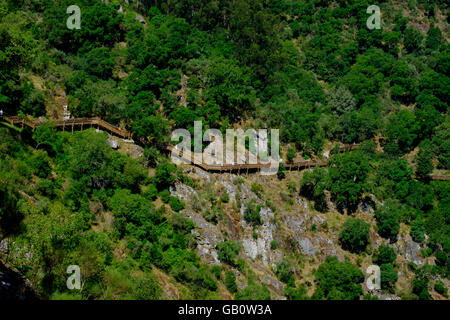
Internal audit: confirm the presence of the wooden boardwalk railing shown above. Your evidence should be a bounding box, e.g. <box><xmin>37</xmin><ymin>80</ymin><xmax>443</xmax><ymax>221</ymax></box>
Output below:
<box><xmin>2</xmin><ymin>116</ymin><xmax>132</xmax><ymax>139</ymax></box>
<box><xmin>168</xmin><ymin>145</ymin><xmax>338</xmax><ymax>174</ymax></box>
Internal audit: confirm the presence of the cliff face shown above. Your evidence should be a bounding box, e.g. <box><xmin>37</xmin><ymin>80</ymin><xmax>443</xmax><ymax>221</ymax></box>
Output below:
<box><xmin>169</xmin><ymin>165</ymin><xmax>444</xmax><ymax>300</ymax></box>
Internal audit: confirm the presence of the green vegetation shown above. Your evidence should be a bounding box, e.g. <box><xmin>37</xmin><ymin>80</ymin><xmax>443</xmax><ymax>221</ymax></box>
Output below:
<box><xmin>225</xmin><ymin>270</ymin><xmax>237</xmax><ymax>293</ymax></box>
<box><xmin>216</xmin><ymin>241</ymin><xmax>241</xmax><ymax>266</ymax></box>
<box><xmin>312</xmin><ymin>257</ymin><xmax>364</xmax><ymax>300</ymax></box>
<box><xmin>339</xmin><ymin>218</ymin><xmax>370</xmax><ymax>254</ymax></box>
<box><xmin>0</xmin><ymin>0</ymin><xmax>449</xmax><ymax>301</ymax></box>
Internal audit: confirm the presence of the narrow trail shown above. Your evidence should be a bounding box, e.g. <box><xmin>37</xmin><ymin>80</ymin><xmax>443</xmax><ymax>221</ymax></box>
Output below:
<box><xmin>2</xmin><ymin>115</ymin><xmax>449</xmax><ymax>180</ymax></box>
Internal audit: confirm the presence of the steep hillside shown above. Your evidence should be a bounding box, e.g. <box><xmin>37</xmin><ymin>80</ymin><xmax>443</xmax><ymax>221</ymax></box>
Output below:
<box><xmin>0</xmin><ymin>0</ymin><xmax>448</xmax><ymax>300</ymax></box>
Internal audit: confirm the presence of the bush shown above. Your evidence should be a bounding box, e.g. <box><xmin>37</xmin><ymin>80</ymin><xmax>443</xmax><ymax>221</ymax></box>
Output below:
<box><xmin>243</xmin><ymin>200</ymin><xmax>262</xmax><ymax>227</ymax></box>
<box><xmin>375</xmin><ymin>245</ymin><xmax>396</xmax><ymax>265</ymax></box>
<box><xmin>286</xmin><ymin>147</ymin><xmax>296</xmax><ymax>163</ymax></box>
<box><xmin>275</xmin><ymin>259</ymin><xmax>294</xmax><ymax>286</ymax></box>
<box><xmin>220</xmin><ymin>193</ymin><xmax>229</xmax><ymax>203</ymax></box>
<box><xmin>410</xmin><ymin>217</ymin><xmax>425</xmax><ymax>243</ymax></box>
<box><xmin>434</xmin><ymin>281</ymin><xmax>447</xmax><ymax>297</ymax></box>
<box><xmin>312</xmin><ymin>256</ymin><xmax>364</xmax><ymax>300</ymax></box>
<box><xmin>216</xmin><ymin>241</ymin><xmax>241</xmax><ymax>266</ymax></box>
<box><xmin>339</xmin><ymin>218</ymin><xmax>370</xmax><ymax>253</ymax></box>
<box><xmin>159</xmin><ymin>189</ymin><xmax>170</xmax><ymax>203</ymax></box>
<box><xmin>169</xmin><ymin>196</ymin><xmax>185</xmax><ymax>212</ymax></box>
<box><xmin>225</xmin><ymin>270</ymin><xmax>237</xmax><ymax>293</ymax></box>
<box><xmin>374</xmin><ymin>200</ymin><xmax>401</xmax><ymax>240</ymax></box>
<box><xmin>285</xmin><ymin>284</ymin><xmax>309</xmax><ymax>300</ymax></box>
<box><xmin>435</xmin><ymin>250</ymin><xmax>447</xmax><ymax>267</ymax></box>
<box><xmin>380</xmin><ymin>263</ymin><xmax>398</xmax><ymax>291</ymax></box>
<box><xmin>235</xmin><ymin>283</ymin><xmax>271</xmax><ymax>300</ymax></box>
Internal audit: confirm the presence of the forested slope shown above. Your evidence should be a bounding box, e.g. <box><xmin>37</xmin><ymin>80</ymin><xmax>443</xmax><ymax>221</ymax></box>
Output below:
<box><xmin>0</xmin><ymin>0</ymin><xmax>448</xmax><ymax>300</ymax></box>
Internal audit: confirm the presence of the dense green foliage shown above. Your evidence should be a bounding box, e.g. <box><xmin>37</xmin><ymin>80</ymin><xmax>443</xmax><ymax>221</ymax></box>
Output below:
<box><xmin>339</xmin><ymin>218</ymin><xmax>370</xmax><ymax>253</ymax></box>
<box><xmin>312</xmin><ymin>257</ymin><xmax>364</xmax><ymax>300</ymax></box>
<box><xmin>0</xmin><ymin>0</ymin><xmax>449</xmax><ymax>301</ymax></box>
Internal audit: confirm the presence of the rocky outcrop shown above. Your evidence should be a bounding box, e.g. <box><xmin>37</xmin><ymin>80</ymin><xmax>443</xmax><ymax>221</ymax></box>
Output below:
<box><xmin>170</xmin><ymin>183</ymin><xmax>197</xmax><ymax>201</ymax></box>
<box><xmin>395</xmin><ymin>235</ymin><xmax>426</xmax><ymax>267</ymax></box>
<box><xmin>297</xmin><ymin>237</ymin><xmax>319</xmax><ymax>255</ymax></box>
<box><xmin>241</xmin><ymin>207</ymin><xmax>278</xmax><ymax>267</ymax></box>
<box><xmin>185</xmin><ymin>210</ymin><xmax>223</xmax><ymax>265</ymax></box>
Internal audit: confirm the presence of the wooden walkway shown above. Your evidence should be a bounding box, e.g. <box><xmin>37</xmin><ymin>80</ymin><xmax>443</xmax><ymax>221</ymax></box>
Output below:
<box><xmin>1</xmin><ymin>115</ymin><xmax>449</xmax><ymax>180</ymax></box>
<box><xmin>2</xmin><ymin>116</ymin><xmax>132</xmax><ymax>139</ymax></box>
<box><xmin>167</xmin><ymin>145</ymin><xmax>330</xmax><ymax>174</ymax></box>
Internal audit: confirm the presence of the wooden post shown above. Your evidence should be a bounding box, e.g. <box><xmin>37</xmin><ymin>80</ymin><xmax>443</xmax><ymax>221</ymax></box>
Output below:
<box><xmin>81</xmin><ymin>122</ymin><xmax>83</xmax><ymax>131</ymax></box>
<box><xmin>63</xmin><ymin>123</ymin><xmax>65</xmax><ymax>133</ymax></box>
<box><xmin>72</xmin><ymin>122</ymin><xmax>74</xmax><ymax>134</ymax></box>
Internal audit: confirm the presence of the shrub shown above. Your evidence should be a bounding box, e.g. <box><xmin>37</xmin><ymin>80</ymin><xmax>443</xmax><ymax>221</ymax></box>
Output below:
<box><xmin>275</xmin><ymin>259</ymin><xmax>294</xmax><ymax>286</ymax></box>
<box><xmin>243</xmin><ymin>200</ymin><xmax>262</xmax><ymax>227</ymax></box>
<box><xmin>286</xmin><ymin>147</ymin><xmax>296</xmax><ymax>163</ymax></box>
<box><xmin>312</xmin><ymin>256</ymin><xmax>364</xmax><ymax>300</ymax></box>
<box><xmin>235</xmin><ymin>283</ymin><xmax>270</xmax><ymax>300</ymax></box>
<box><xmin>220</xmin><ymin>193</ymin><xmax>229</xmax><ymax>203</ymax></box>
<box><xmin>434</xmin><ymin>281</ymin><xmax>447</xmax><ymax>297</ymax></box>
<box><xmin>169</xmin><ymin>196</ymin><xmax>185</xmax><ymax>212</ymax></box>
<box><xmin>216</xmin><ymin>241</ymin><xmax>241</xmax><ymax>266</ymax></box>
<box><xmin>374</xmin><ymin>245</ymin><xmax>396</xmax><ymax>265</ymax></box>
<box><xmin>380</xmin><ymin>263</ymin><xmax>398</xmax><ymax>291</ymax></box>
<box><xmin>159</xmin><ymin>189</ymin><xmax>170</xmax><ymax>203</ymax></box>
<box><xmin>374</xmin><ymin>200</ymin><xmax>401</xmax><ymax>240</ymax></box>
<box><xmin>225</xmin><ymin>271</ymin><xmax>237</xmax><ymax>293</ymax></box>
<box><xmin>339</xmin><ymin>218</ymin><xmax>370</xmax><ymax>253</ymax></box>
<box><xmin>410</xmin><ymin>217</ymin><xmax>425</xmax><ymax>243</ymax></box>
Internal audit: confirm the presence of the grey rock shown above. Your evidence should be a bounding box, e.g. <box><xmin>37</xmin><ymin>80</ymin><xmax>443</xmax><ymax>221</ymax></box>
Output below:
<box><xmin>170</xmin><ymin>183</ymin><xmax>197</xmax><ymax>201</ymax></box>
<box><xmin>195</xmin><ymin>167</ymin><xmax>210</xmax><ymax>182</ymax></box>
<box><xmin>185</xmin><ymin>210</ymin><xmax>223</xmax><ymax>265</ymax></box>
<box><xmin>0</xmin><ymin>239</ymin><xmax>8</xmax><ymax>254</ymax></box>
<box><xmin>405</xmin><ymin>240</ymin><xmax>424</xmax><ymax>267</ymax></box>
<box><xmin>297</xmin><ymin>237</ymin><xmax>319</xmax><ymax>255</ymax></box>
<box><xmin>283</xmin><ymin>215</ymin><xmax>306</xmax><ymax>234</ymax></box>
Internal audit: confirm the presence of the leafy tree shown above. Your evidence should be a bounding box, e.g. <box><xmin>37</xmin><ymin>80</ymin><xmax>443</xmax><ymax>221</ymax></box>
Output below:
<box><xmin>0</xmin><ymin>183</ymin><xmax>22</xmax><ymax>235</ymax></box>
<box><xmin>410</xmin><ymin>217</ymin><xmax>426</xmax><ymax>243</ymax></box>
<box><xmin>380</xmin><ymin>263</ymin><xmax>398</xmax><ymax>291</ymax></box>
<box><xmin>426</xmin><ymin>26</ymin><xmax>443</xmax><ymax>51</ymax></box>
<box><xmin>328</xmin><ymin>86</ymin><xmax>355</xmax><ymax>115</ymax></box>
<box><xmin>375</xmin><ymin>200</ymin><xmax>401</xmax><ymax>240</ymax></box>
<box><xmin>66</xmin><ymin>129</ymin><xmax>115</xmax><ymax>190</ymax></box>
<box><xmin>404</xmin><ymin>26</ymin><xmax>423</xmax><ymax>54</ymax></box>
<box><xmin>312</xmin><ymin>256</ymin><xmax>364</xmax><ymax>300</ymax></box>
<box><xmin>329</xmin><ymin>152</ymin><xmax>370</xmax><ymax>212</ymax></box>
<box><xmin>374</xmin><ymin>245</ymin><xmax>397</xmax><ymax>265</ymax></box>
<box><xmin>153</xmin><ymin>160</ymin><xmax>179</xmax><ymax>190</ymax></box>
<box><xmin>339</xmin><ymin>218</ymin><xmax>370</xmax><ymax>254</ymax></box>
<box><xmin>412</xmin><ymin>267</ymin><xmax>431</xmax><ymax>300</ymax></box>
<box><xmin>385</xmin><ymin>109</ymin><xmax>420</xmax><ymax>155</ymax></box>
<box><xmin>415</xmin><ymin>141</ymin><xmax>434</xmax><ymax>181</ymax></box>
<box><xmin>300</xmin><ymin>167</ymin><xmax>329</xmax><ymax>212</ymax></box>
